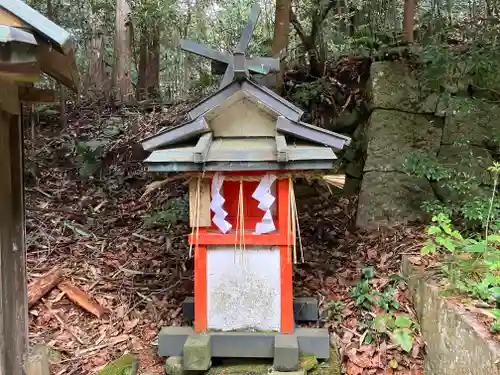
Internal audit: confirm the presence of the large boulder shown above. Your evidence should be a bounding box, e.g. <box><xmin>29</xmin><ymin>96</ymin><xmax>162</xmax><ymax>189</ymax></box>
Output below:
<box><xmin>364</xmin><ymin>110</ymin><xmax>443</xmax><ymax>172</ymax></box>
<box><xmin>356</xmin><ymin>171</ymin><xmax>434</xmax><ymax>229</ymax></box>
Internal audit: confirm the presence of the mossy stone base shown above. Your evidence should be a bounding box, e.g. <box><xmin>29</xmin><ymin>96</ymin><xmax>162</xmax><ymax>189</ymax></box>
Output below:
<box><xmin>184</xmin><ymin>335</ymin><xmax>212</xmax><ymax>371</ymax></box>
<box><xmin>206</xmin><ymin>359</ymin><xmax>272</xmax><ymax>375</ymax></box>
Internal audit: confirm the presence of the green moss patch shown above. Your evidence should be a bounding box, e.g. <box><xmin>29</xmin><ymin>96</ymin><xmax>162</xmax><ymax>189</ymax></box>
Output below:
<box><xmin>97</xmin><ymin>354</ymin><xmax>137</xmax><ymax>375</ymax></box>
<box><xmin>299</xmin><ymin>353</ymin><xmax>318</xmax><ymax>371</ymax></box>
<box><xmin>206</xmin><ymin>359</ymin><xmax>272</xmax><ymax>375</ymax></box>
<box><xmin>307</xmin><ymin>348</ymin><xmax>341</xmax><ymax>375</ymax></box>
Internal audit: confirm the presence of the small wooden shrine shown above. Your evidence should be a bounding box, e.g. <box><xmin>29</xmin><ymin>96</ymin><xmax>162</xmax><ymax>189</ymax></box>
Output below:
<box><xmin>141</xmin><ymin>3</ymin><xmax>351</xmax><ymax>371</ymax></box>
<box><xmin>0</xmin><ymin>1</ymin><xmax>78</xmax><ymax>373</ymax></box>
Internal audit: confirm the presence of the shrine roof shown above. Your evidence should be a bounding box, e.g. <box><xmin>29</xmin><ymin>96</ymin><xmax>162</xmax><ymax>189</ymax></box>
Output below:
<box><xmin>141</xmin><ymin>75</ymin><xmax>352</xmax><ymax>172</ymax></box>
<box><xmin>0</xmin><ymin>0</ymin><xmax>79</xmax><ymax>90</ymax></box>
<box><xmin>141</xmin><ymin>79</ymin><xmax>351</xmax><ymax>153</ymax></box>
<box><xmin>185</xmin><ymin>78</ymin><xmax>305</xmax><ymax>122</ymax></box>
<box><xmin>0</xmin><ymin>25</ymin><xmax>37</xmax><ymax>44</ymax></box>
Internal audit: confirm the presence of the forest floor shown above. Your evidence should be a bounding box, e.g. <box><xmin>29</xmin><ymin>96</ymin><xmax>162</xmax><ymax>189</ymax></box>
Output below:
<box><xmin>25</xmin><ymin>65</ymin><xmax>424</xmax><ymax>375</ymax></box>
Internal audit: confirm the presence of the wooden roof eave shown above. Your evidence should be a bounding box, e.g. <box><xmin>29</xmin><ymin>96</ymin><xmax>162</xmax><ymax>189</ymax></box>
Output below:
<box><xmin>187</xmin><ymin>81</ymin><xmax>241</xmax><ymax>120</ymax></box>
<box><xmin>142</xmin><ymin>83</ymin><xmax>350</xmax><ymax>153</ymax></box>
<box><xmin>144</xmin><ymin>135</ymin><xmax>337</xmax><ymax>168</ymax></box>
<box><xmin>0</xmin><ymin>2</ymin><xmax>80</xmax><ymax>91</ymax></box>
<box><xmin>0</xmin><ymin>25</ymin><xmax>37</xmax><ymax>44</ymax></box>
<box><xmin>276</xmin><ymin>116</ymin><xmax>351</xmax><ymax>151</ymax></box>
<box><xmin>141</xmin><ymin>117</ymin><xmax>211</xmax><ymax>152</ymax></box>
<box><xmin>242</xmin><ymin>79</ymin><xmax>304</xmax><ymax>120</ymax></box>
<box><xmin>145</xmin><ymin>160</ymin><xmax>336</xmax><ymax>173</ymax></box>
<box><xmin>34</xmin><ymin>36</ymin><xmax>79</xmax><ymax>92</ymax></box>
<box><xmin>0</xmin><ymin>0</ymin><xmax>73</xmax><ymax>55</ymax></box>
<box><xmin>0</xmin><ymin>28</ymin><xmax>39</xmax><ymax>83</ymax></box>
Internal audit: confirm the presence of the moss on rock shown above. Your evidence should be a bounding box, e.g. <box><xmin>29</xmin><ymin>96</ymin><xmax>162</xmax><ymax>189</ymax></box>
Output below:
<box><xmin>356</xmin><ymin>171</ymin><xmax>434</xmax><ymax>229</ymax></box>
<box><xmin>299</xmin><ymin>353</ymin><xmax>318</xmax><ymax>371</ymax></box>
<box><xmin>309</xmin><ymin>348</ymin><xmax>341</xmax><ymax>375</ymax></box>
<box><xmin>97</xmin><ymin>354</ymin><xmax>137</xmax><ymax>375</ymax></box>
<box><xmin>205</xmin><ymin>359</ymin><xmax>272</xmax><ymax>375</ymax></box>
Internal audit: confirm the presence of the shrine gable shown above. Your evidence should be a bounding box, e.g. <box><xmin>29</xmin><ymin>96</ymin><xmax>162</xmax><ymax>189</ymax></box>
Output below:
<box><xmin>205</xmin><ymin>91</ymin><xmax>277</xmax><ymax>137</ymax></box>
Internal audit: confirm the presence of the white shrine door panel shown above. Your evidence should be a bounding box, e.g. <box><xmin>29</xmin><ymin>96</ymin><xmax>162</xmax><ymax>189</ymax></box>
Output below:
<box><xmin>206</xmin><ymin>246</ymin><xmax>281</xmax><ymax>332</ymax></box>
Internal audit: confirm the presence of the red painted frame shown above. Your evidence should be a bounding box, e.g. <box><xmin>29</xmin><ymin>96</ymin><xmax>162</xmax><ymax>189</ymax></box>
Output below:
<box><xmin>191</xmin><ymin>172</ymin><xmax>294</xmax><ymax>334</ymax></box>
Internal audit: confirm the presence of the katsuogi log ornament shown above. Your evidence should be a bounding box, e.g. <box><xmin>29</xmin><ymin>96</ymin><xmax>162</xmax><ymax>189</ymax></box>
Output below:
<box><xmin>140</xmin><ymin>3</ymin><xmax>351</xmax><ymax>372</ymax></box>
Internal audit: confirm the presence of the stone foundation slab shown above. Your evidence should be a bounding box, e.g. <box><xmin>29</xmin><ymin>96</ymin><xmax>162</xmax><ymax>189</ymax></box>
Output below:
<box><xmin>158</xmin><ymin>327</ymin><xmax>330</xmax><ymax>361</ymax></box>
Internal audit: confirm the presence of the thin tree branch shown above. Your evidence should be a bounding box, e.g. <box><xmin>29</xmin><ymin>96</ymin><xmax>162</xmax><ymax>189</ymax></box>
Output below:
<box><xmin>312</xmin><ymin>0</ymin><xmax>337</xmax><ymax>39</ymax></box>
<box><xmin>289</xmin><ymin>8</ymin><xmax>308</xmax><ymax>45</ymax></box>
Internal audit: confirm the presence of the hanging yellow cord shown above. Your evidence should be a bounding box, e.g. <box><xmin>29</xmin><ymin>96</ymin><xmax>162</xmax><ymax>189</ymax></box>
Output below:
<box><xmin>290</xmin><ymin>182</ymin><xmax>304</xmax><ymax>263</ymax></box>
<box><xmin>195</xmin><ymin>173</ymin><xmax>204</xmax><ymax>257</ymax></box>
<box><xmin>287</xmin><ymin>177</ymin><xmax>304</xmax><ymax>264</ymax></box>
<box><xmin>188</xmin><ymin>175</ymin><xmax>202</xmax><ymax>258</ymax></box>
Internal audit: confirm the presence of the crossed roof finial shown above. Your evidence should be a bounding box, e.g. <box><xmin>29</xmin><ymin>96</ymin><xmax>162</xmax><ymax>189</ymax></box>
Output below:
<box><xmin>180</xmin><ymin>2</ymin><xmax>280</xmax><ymax>89</ymax></box>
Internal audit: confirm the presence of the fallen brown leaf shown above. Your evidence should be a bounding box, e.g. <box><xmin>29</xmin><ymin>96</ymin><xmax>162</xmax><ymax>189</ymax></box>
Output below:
<box><xmin>345</xmin><ymin>360</ymin><xmax>364</xmax><ymax>375</ymax></box>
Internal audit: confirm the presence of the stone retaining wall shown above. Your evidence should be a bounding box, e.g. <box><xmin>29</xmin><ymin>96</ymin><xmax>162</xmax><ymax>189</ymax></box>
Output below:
<box><xmin>402</xmin><ymin>256</ymin><xmax>500</xmax><ymax>375</ymax></box>
<box><xmin>355</xmin><ymin>61</ymin><xmax>499</xmax><ymax>229</ymax></box>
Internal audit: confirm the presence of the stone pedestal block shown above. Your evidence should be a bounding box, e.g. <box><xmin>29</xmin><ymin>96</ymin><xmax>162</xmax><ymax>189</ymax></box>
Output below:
<box><xmin>183</xmin><ymin>334</ymin><xmax>212</xmax><ymax>371</ymax></box>
<box><xmin>273</xmin><ymin>335</ymin><xmax>299</xmax><ymax>371</ymax></box>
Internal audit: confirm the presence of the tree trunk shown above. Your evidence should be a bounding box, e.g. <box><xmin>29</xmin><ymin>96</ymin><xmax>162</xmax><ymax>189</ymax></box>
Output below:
<box><xmin>402</xmin><ymin>0</ymin><xmax>416</xmax><ymax>43</ymax></box>
<box><xmin>47</xmin><ymin>0</ymin><xmax>67</xmax><ymax>125</ymax></box>
<box><xmin>272</xmin><ymin>0</ymin><xmax>291</xmax><ymax>91</ymax></box>
<box><xmin>289</xmin><ymin>0</ymin><xmax>335</xmax><ymax>77</ymax></box>
<box><xmin>136</xmin><ymin>27</ymin><xmax>160</xmax><ymax>101</ymax></box>
<box><xmin>136</xmin><ymin>29</ymin><xmax>148</xmax><ymax>101</ymax></box>
<box><xmin>181</xmin><ymin>1</ymin><xmax>193</xmax><ymax>97</ymax></box>
<box><xmin>85</xmin><ymin>13</ymin><xmax>106</xmax><ymax>100</ymax></box>
<box><xmin>146</xmin><ymin>31</ymin><xmax>160</xmax><ymax>99</ymax></box>
<box><xmin>113</xmin><ymin>0</ymin><xmax>134</xmax><ymax>104</ymax></box>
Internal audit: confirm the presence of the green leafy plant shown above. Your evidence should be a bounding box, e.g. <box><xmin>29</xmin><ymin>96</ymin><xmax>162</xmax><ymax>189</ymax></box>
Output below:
<box><xmin>375</xmin><ymin>285</ymin><xmax>400</xmax><ymax>311</ymax></box>
<box><xmin>419</xmin><ymin>163</ymin><xmax>500</xmax><ymax>332</ymax></box>
<box><xmin>421</xmin><ymin>212</ymin><xmax>464</xmax><ymax>255</ymax></box>
<box><xmin>404</xmin><ymin>151</ymin><xmax>500</xmax><ymax>230</ymax></box>
<box><xmin>350</xmin><ymin>268</ymin><xmax>403</xmax><ymax>312</ymax></box>
<box><xmin>291</xmin><ymin>79</ymin><xmax>332</xmax><ymax>108</ymax></box>
<box><xmin>373</xmin><ymin>313</ymin><xmax>416</xmax><ymax>352</ymax></box>
<box><xmin>324</xmin><ymin>301</ymin><xmax>345</xmax><ymax>321</ymax></box>
<box><xmin>350</xmin><ymin>266</ymin><xmax>377</xmax><ymax>310</ymax></box>
<box><xmin>75</xmin><ymin>140</ymin><xmax>107</xmax><ymax>178</ymax></box>
<box><xmin>144</xmin><ymin>195</ymin><xmax>189</xmax><ymax>228</ymax></box>
<box><xmin>491</xmin><ymin>309</ymin><xmax>500</xmax><ymax>334</ymax></box>
<box><xmin>357</xmin><ymin>318</ymin><xmax>375</xmax><ymax>344</ymax></box>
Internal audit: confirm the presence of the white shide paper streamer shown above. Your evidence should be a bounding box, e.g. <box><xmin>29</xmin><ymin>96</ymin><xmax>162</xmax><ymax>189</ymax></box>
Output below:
<box><xmin>210</xmin><ymin>173</ymin><xmax>232</xmax><ymax>233</ymax></box>
<box><xmin>252</xmin><ymin>174</ymin><xmax>277</xmax><ymax>234</ymax></box>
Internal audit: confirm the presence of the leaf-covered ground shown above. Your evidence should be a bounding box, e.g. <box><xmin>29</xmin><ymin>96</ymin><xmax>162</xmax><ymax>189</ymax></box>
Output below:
<box><xmin>26</xmin><ymin>95</ymin><xmax>423</xmax><ymax>374</ymax></box>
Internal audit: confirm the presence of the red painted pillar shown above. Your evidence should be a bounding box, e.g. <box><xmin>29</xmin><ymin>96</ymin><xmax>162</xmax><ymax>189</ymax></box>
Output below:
<box><xmin>278</xmin><ymin>178</ymin><xmax>294</xmax><ymax>333</ymax></box>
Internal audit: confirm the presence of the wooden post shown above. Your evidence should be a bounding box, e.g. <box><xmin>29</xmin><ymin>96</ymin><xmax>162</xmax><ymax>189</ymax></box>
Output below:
<box><xmin>0</xmin><ymin>79</ymin><xmax>28</xmax><ymax>375</ymax></box>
